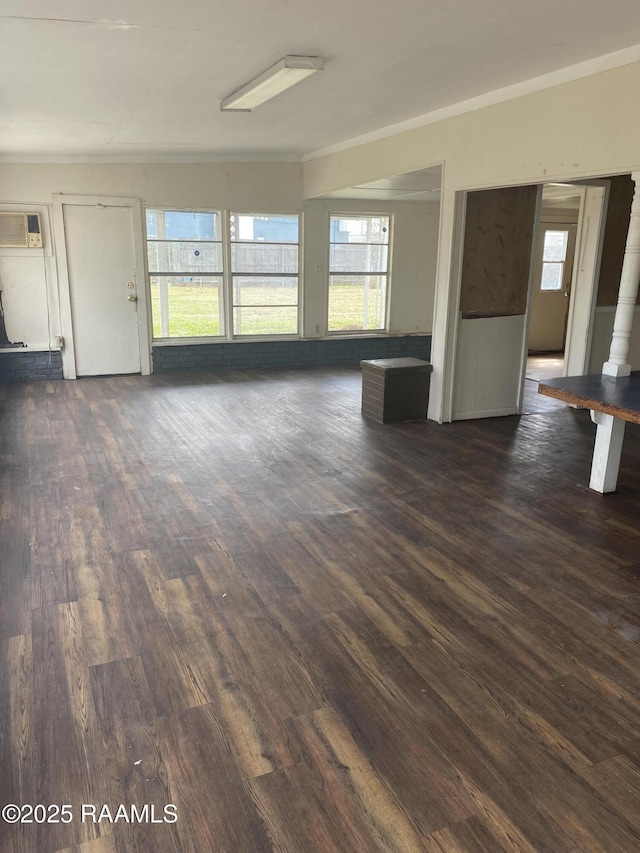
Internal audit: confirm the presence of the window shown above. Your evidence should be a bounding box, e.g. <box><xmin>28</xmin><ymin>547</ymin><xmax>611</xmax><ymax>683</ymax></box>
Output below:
<box><xmin>229</xmin><ymin>212</ymin><xmax>300</xmax><ymax>335</ymax></box>
<box><xmin>146</xmin><ymin>210</ymin><xmax>301</xmax><ymax>340</ymax></box>
<box><xmin>540</xmin><ymin>229</ymin><xmax>569</xmax><ymax>291</ymax></box>
<box><xmin>146</xmin><ymin>210</ymin><xmax>224</xmax><ymax>338</ymax></box>
<box><xmin>328</xmin><ymin>214</ymin><xmax>390</xmax><ymax>332</ymax></box>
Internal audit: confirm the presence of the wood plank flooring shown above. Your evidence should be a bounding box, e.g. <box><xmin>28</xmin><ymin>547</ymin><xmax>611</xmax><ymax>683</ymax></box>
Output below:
<box><xmin>1</xmin><ymin>367</ymin><xmax>640</xmax><ymax>852</ymax></box>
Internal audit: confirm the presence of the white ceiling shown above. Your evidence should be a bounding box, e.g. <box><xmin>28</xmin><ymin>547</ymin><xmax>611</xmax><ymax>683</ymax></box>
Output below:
<box><xmin>541</xmin><ymin>184</ymin><xmax>583</xmax><ymax>210</ymax></box>
<box><xmin>2</xmin><ymin>0</ymin><xmax>640</xmax><ymax>160</ymax></box>
<box><xmin>324</xmin><ymin>167</ymin><xmax>443</xmax><ymax>202</ymax></box>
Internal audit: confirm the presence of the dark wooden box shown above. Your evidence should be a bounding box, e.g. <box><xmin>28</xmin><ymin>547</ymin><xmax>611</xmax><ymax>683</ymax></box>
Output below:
<box><xmin>360</xmin><ymin>357</ymin><xmax>432</xmax><ymax>423</ymax></box>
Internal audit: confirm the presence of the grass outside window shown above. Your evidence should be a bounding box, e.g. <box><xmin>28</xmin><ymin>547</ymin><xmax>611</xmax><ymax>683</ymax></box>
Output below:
<box><xmin>150</xmin><ymin>281</ymin><xmax>380</xmax><ymax>338</ymax></box>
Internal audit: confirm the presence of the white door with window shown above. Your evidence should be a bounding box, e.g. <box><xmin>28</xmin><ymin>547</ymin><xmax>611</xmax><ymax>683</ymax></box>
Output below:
<box><xmin>528</xmin><ymin>223</ymin><xmax>577</xmax><ymax>353</ymax></box>
<box><xmin>54</xmin><ymin>195</ymin><xmax>151</xmax><ymax>378</ymax></box>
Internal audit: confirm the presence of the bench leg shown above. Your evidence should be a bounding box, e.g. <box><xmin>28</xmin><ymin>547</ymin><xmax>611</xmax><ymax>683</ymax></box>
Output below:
<box><xmin>589</xmin><ymin>411</ymin><xmax>626</xmax><ymax>493</ymax></box>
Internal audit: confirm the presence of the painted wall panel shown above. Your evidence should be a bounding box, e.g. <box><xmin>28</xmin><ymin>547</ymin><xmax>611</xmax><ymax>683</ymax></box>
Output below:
<box><xmin>452</xmin><ymin>315</ymin><xmax>527</xmax><ymax>418</ymax></box>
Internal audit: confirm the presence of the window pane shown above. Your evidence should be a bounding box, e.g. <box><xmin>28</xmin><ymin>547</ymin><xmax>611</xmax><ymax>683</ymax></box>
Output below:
<box><xmin>328</xmin><ymin>275</ymin><xmax>387</xmax><ymax>331</ymax></box>
<box><xmin>542</xmin><ymin>230</ymin><xmax>568</xmax><ymax>262</ymax></box>
<box><xmin>329</xmin><ymin>216</ymin><xmax>389</xmax><ymax>244</ymax></box>
<box><xmin>150</xmin><ymin>276</ymin><xmax>223</xmax><ymax>338</ymax></box>
<box><xmin>231</xmin><ymin>276</ymin><xmax>298</xmax><ymax>306</ymax></box>
<box><xmin>146</xmin><ymin>210</ymin><xmax>221</xmax><ymax>241</ymax></box>
<box><xmin>229</xmin><ymin>213</ymin><xmax>299</xmax><ymax>242</ymax></box>
<box><xmin>232</xmin><ymin>276</ymin><xmax>298</xmax><ymax>335</ymax></box>
<box><xmin>540</xmin><ymin>263</ymin><xmax>563</xmax><ymax>291</ymax></box>
<box><xmin>230</xmin><ymin>243</ymin><xmax>298</xmax><ymax>274</ymax></box>
<box><xmin>148</xmin><ymin>241</ymin><xmax>223</xmax><ymax>273</ymax></box>
<box><xmin>329</xmin><ymin>244</ymin><xmax>388</xmax><ymax>273</ymax></box>
<box><xmin>228</xmin><ymin>212</ymin><xmax>300</xmax><ymax>336</ymax></box>
<box><xmin>233</xmin><ymin>306</ymin><xmax>298</xmax><ymax>336</ymax></box>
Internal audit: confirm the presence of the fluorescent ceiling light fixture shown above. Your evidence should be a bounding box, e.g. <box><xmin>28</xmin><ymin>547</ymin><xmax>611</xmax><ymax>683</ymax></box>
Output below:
<box><xmin>220</xmin><ymin>55</ymin><xmax>324</xmax><ymax>111</ymax></box>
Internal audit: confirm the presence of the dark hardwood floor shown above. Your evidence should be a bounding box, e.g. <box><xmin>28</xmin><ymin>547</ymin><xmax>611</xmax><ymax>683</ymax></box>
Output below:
<box><xmin>1</xmin><ymin>367</ymin><xmax>640</xmax><ymax>852</ymax></box>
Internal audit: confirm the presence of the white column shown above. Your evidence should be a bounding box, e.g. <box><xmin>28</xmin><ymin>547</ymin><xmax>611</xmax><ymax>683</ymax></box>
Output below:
<box><xmin>602</xmin><ymin>171</ymin><xmax>640</xmax><ymax>376</ymax></box>
<box><xmin>590</xmin><ymin>172</ymin><xmax>640</xmax><ymax>493</ymax></box>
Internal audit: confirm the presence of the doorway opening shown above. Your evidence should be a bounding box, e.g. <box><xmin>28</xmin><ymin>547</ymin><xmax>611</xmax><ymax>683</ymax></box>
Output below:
<box><xmin>526</xmin><ymin>185</ymin><xmax>581</xmax><ymax>384</ymax></box>
<box><xmin>522</xmin><ymin>353</ymin><xmax>568</xmax><ymax>413</ymax></box>
<box><xmin>526</xmin><ymin>353</ymin><xmax>564</xmax><ymax>381</ymax></box>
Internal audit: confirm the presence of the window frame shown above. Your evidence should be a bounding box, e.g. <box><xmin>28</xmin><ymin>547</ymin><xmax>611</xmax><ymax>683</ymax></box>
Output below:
<box><xmin>228</xmin><ymin>210</ymin><xmax>302</xmax><ymax>339</ymax></box>
<box><xmin>539</xmin><ymin>228</ymin><xmax>570</xmax><ymax>293</ymax></box>
<box><xmin>144</xmin><ymin>208</ymin><xmax>303</xmax><ymax>343</ymax></box>
<box><xmin>145</xmin><ymin>207</ymin><xmax>226</xmax><ymax>342</ymax></box>
<box><xmin>326</xmin><ymin>212</ymin><xmax>392</xmax><ymax>335</ymax></box>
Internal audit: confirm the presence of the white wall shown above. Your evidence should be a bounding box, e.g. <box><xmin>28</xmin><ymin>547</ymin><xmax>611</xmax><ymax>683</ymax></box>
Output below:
<box><xmin>0</xmin><ymin>162</ymin><xmax>438</xmax><ymax>355</ymax></box>
<box><xmin>0</xmin><ymin>163</ymin><xmax>304</xmax><ymax>211</ymax></box>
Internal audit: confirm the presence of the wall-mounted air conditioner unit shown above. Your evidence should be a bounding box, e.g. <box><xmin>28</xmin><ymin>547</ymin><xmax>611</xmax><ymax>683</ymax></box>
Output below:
<box><xmin>0</xmin><ymin>212</ymin><xmax>43</xmax><ymax>248</ymax></box>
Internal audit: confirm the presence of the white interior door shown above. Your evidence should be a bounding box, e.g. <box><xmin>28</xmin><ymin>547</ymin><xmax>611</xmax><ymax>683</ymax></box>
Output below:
<box><xmin>53</xmin><ymin>195</ymin><xmax>151</xmax><ymax>378</ymax></box>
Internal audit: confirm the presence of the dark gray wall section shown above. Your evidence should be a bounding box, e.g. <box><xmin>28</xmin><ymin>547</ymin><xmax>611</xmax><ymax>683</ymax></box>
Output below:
<box><xmin>153</xmin><ymin>335</ymin><xmax>431</xmax><ymax>373</ymax></box>
<box><xmin>0</xmin><ymin>350</ymin><xmax>63</xmax><ymax>382</ymax></box>
<box><xmin>0</xmin><ymin>338</ymin><xmax>431</xmax><ymax>381</ymax></box>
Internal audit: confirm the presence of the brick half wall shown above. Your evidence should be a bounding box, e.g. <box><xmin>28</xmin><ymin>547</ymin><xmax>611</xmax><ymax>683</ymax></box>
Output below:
<box><xmin>0</xmin><ymin>350</ymin><xmax>64</xmax><ymax>382</ymax></box>
<box><xmin>152</xmin><ymin>335</ymin><xmax>431</xmax><ymax>373</ymax></box>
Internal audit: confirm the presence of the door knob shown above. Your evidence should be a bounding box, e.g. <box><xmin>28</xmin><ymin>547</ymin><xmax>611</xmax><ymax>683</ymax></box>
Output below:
<box><xmin>127</xmin><ymin>294</ymin><xmax>138</xmax><ymax>302</ymax></box>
